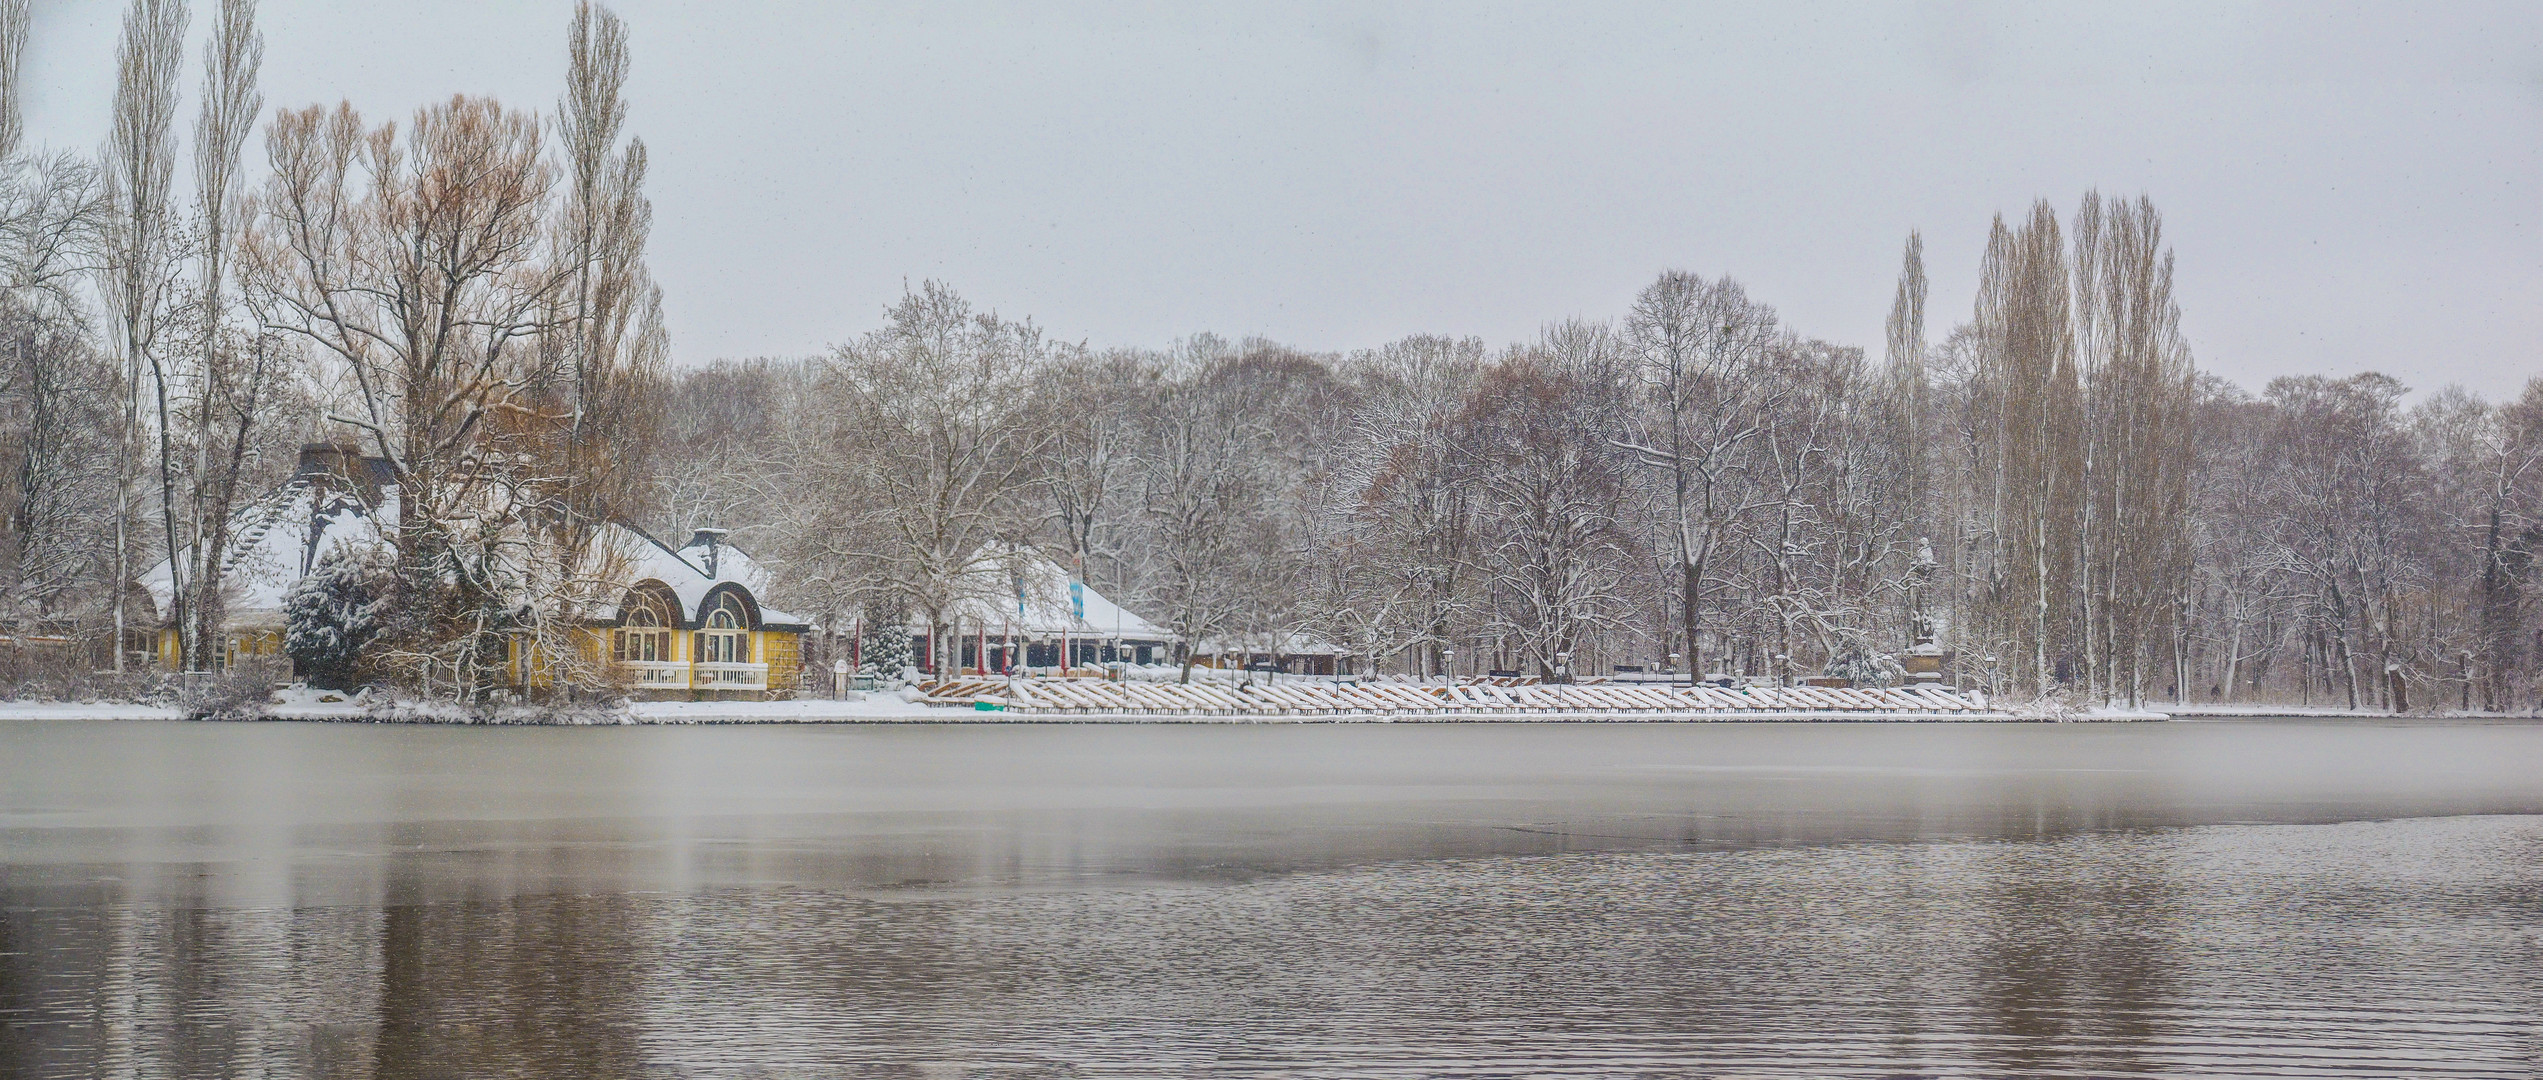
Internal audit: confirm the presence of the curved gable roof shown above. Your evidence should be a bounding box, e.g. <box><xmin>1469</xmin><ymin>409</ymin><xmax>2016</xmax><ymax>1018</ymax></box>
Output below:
<box><xmin>590</xmin><ymin>524</ymin><xmax>806</xmax><ymax>631</ymax></box>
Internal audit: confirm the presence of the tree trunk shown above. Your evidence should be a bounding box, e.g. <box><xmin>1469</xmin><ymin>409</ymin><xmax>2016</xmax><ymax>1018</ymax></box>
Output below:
<box><xmin>2335</xmin><ymin>632</ymin><xmax>2359</xmax><ymax>711</ymax></box>
<box><xmin>2033</xmin><ymin>516</ymin><xmax>2051</xmax><ymax>698</ymax></box>
<box><xmin>2221</xmin><ymin>617</ymin><xmax>2243</xmax><ymax>704</ymax></box>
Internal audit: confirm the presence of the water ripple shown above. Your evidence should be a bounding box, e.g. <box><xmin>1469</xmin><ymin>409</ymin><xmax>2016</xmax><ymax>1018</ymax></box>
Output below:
<box><xmin>5</xmin><ymin>815</ymin><xmax>2539</xmax><ymax>1077</ymax></box>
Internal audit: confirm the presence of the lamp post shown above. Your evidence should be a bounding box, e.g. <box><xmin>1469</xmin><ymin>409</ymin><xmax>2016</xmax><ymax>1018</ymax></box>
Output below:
<box><xmin>1441</xmin><ymin>647</ymin><xmax>1456</xmax><ymax>684</ymax></box>
<box><xmin>1555</xmin><ymin>650</ymin><xmax>1572</xmax><ymax>686</ymax></box>
<box><xmin>1669</xmin><ymin>651</ymin><xmax>1684</xmax><ymax>687</ymax></box>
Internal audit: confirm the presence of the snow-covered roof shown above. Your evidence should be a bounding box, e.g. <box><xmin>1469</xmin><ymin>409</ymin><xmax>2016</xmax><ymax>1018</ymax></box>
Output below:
<box><xmin>935</xmin><ymin>551</ymin><xmax>1171</xmax><ymax>642</ymax></box>
<box><xmin>141</xmin><ymin>455</ymin><xmax>802</xmax><ymax>632</ymax></box>
<box><xmin>139</xmin><ymin>476</ymin><xmax>390</xmax><ymax>628</ymax></box>
<box><xmin>591</xmin><ymin>525</ymin><xmax>807</xmax><ymax>630</ymax></box>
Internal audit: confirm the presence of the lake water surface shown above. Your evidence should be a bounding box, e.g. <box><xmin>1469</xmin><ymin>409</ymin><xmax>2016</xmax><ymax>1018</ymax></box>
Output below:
<box><xmin>3</xmin><ymin>718</ymin><xmax>2540</xmax><ymax>1077</ymax></box>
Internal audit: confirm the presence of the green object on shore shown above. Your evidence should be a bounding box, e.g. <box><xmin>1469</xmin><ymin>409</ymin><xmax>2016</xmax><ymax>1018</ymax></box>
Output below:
<box><xmin>974</xmin><ymin>700</ymin><xmax>1005</xmax><ymax>711</ymax></box>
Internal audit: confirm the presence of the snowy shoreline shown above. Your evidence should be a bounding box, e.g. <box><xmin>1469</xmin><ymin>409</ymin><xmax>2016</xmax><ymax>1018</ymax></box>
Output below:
<box><xmin>24</xmin><ymin>691</ymin><xmax>2543</xmax><ymax>721</ymax></box>
<box><xmin>21</xmin><ymin>698</ymin><xmax>2540</xmax><ymax>725</ymax></box>
<box><xmin>2164</xmin><ymin>704</ymin><xmax>2543</xmax><ymax>721</ymax></box>
<box><xmin>0</xmin><ymin>698</ymin><xmax>2164</xmax><ymax>724</ymax></box>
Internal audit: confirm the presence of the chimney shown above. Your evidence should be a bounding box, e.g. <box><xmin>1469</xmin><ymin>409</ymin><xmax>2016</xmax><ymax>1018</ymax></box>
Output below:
<box><xmin>296</xmin><ymin>441</ymin><xmax>389</xmax><ymax>505</ymax></box>
<box><xmin>690</xmin><ymin>528</ymin><xmax>728</xmax><ymax>577</ymax></box>
<box><xmin>296</xmin><ymin>442</ymin><xmax>353</xmax><ymax>481</ymax></box>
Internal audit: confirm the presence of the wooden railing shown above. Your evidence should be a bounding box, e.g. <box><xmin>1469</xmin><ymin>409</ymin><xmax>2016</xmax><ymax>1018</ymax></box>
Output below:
<box><xmin>695</xmin><ymin>662</ymin><xmax>770</xmax><ymax>690</ymax></box>
<box><xmin>622</xmin><ymin>660</ymin><xmax>690</xmax><ymax>690</ymax></box>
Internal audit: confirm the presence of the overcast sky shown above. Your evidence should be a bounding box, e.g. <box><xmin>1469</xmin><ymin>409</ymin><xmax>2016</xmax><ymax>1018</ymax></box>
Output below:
<box><xmin>17</xmin><ymin>1</ymin><xmax>2542</xmax><ymax>398</ymax></box>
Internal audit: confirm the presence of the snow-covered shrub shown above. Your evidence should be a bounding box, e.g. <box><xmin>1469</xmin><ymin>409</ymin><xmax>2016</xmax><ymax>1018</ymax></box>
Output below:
<box><xmin>284</xmin><ymin>544</ymin><xmax>395</xmax><ymax>690</ymax></box>
<box><xmin>857</xmin><ymin>603</ymin><xmax>914</xmax><ymax>687</ymax></box>
<box><xmin>1824</xmin><ymin>636</ymin><xmax>1904</xmax><ymax>688</ymax></box>
<box><xmin>181</xmin><ymin>655</ymin><xmax>288</xmax><ymax>721</ymax></box>
<box><xmin>358</xmin><ymin>694</ymin><xmax>632</xmax><ymax>725</ymax></box>
<box><xmin>3</xmin><ymin>661</ymin><xmax>163</xmax><ymax>706</ymax></box>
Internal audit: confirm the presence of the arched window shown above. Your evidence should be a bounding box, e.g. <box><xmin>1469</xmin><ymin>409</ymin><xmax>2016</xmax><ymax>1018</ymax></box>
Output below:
<box><xmin>613</xmin><ymin>591</ymin><xmax>676</xmax><ymax>663</ymax></box>
<box><xmin>696</xmin><ymin>593</ymin><xmax>750</xmax><ymax>664</ymax></box>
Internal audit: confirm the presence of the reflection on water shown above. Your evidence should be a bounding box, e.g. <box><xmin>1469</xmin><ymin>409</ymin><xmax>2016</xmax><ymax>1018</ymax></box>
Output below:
<box><xmin>3</xmin><ymin>719</ymin><xmax>2541</xmax><ymax>1076</ymax></box>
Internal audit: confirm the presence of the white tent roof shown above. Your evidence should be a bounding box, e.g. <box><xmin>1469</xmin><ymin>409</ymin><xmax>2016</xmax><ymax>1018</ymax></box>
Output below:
<box><xmin>936</xmin><ymin>552</ymin><xmax>1170</xmax><ymax>642</ymax></box>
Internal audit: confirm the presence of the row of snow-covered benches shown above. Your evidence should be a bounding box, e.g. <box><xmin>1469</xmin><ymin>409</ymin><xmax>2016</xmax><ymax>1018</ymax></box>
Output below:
<box><xmin>915</xmin><ymin>678</ymin><xmax>1990</xmax><ymax>717</ymax></box>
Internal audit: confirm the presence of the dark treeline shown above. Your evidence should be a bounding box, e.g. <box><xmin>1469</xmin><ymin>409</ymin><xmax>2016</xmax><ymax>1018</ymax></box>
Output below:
<box><xmin>1</xmin><ymin>1</ymin><xmax>2533</xmax><ymax>709</ymax></box>
<box><xmin>658</xmin><ymin>195</ymin><xmax>2543</xmax><ymax>710</ymax></box>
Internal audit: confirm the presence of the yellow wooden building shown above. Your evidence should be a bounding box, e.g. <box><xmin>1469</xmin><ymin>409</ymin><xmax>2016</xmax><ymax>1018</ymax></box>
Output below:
<box><xmin>139</xmin><ymin>445</ymin><xmax>806</xmax><ymax>699</ymax></box>
<box><xmin>587</xmin><ymin>526</ymin><xmax>807</xmax><ymax>698</ymax></box>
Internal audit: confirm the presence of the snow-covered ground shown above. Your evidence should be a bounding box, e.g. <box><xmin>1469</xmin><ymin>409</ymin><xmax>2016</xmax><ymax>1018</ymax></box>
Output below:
<box><xmin>266</xmin><ymin>687</ymin><xmax>369</xmax><ymax>720</ymax></box>
<box><xmin>0</xmin><ymin>697</ymin><xmax>2146</xmax><ymax>724</ymax></box>
<box><xmin>624</xmin><ymin>701</ymin><xmax>2093</xmax><ymax>724</ymax></box>
<box><xmin>2072</xmin><ymin>705</ymin><xmax>2174</xmax><ymax>722</ymax></box>
<box><xmin>0</xmin><ymin>685</ymin><xmax>2200</xmax><ymax>724</ymax></box>
<box><xmin>18</xmin><ymin>690</ymin><xmax>2535</xmax><ymax>725</ymax></box>
<box><xmin>2165</xmin><ymin>702</ymin><xmax>2543</xmax><ymax>720</ymax></box>
<box><xmin>628</xmin><ymin>697</ymin><xmax>943</xmax><ymax>723</ymax></box>
<box><xmin>0</xmin><ymin>701</ymin><xmax>181</xmax><ymax>721</ymax></box>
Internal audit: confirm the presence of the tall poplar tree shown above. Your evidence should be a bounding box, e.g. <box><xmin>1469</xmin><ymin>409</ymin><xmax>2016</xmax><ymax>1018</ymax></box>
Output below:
<box><xmin>101</xmin><ymin>0</ymin><xmax>187</xmax><ymax>670</ymax></box>
<box><xmin>180</xmin><ymin>0</ymin><xmax>265</xmax><ymax>673</ymax></box>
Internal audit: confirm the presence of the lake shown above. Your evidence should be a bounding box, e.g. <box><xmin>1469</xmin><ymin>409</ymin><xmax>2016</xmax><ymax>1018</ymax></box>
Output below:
<box><xmin>3</xmin><ymin>718</ymin><xmax>2539</xmax><ymax>1077</ymax></box>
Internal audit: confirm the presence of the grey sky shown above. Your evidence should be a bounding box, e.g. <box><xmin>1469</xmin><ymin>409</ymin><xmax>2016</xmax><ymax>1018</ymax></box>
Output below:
<box><xmin>18</xmin><ymin>1</ymin><xmax>2541</xmax><ymax>398</ymax></box>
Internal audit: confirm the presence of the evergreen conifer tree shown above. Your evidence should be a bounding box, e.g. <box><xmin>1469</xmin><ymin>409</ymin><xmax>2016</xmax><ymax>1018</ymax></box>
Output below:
<box><xmin>283</xmin><ymin>545</ymin><xmax>393</xmax><ymax>689</ymax></box>
<box><xmin>858</xmin><ymin>599</ymin><xmax>915</xmax><ymax>685</ymax></box>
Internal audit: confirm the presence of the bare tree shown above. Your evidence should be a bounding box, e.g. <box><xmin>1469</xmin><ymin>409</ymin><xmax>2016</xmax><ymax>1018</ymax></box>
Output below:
<box><xmin>2415</xmin><ymin>381</ymin><xmax>2543</xmax><ymax>710</ymax></box>
<box><xmin>1313</xmin><ymin>334</ymin><xmax>1485</xmax><ymax>676</ymax></box>
<box><xmin>1883</xmin><ymin>232</ymin><xmax>1937</xmax><ymax>641</ymax></box>
<box><xmin>1458</xmin><ymin>327</ymin><xmax>1638</xmax><ymax>679</ymax></box>
<box><xmin>2069</xmin><ymin>192</ymin><xmax>2197</xmax><ymax>704</ymax></box>
<box><xmin>653</xmin><ymin>356</ymin><xmax>809</xmax><ymax>542</ymax></box>
<box><xmin>2251</xmin><ymin>374</ymin><xmax>2428</xmax><ymax>710</ymax></box>
<box><xmin>2</xmin><ymin>310</ymin><xmax>121</xmax><ymax>630</ymax></box>
<box><xmin>0</xmin><ymin>0</ymin><xmax>26</xmax><ymax>163</ymax></box>
<box><xmin>1741</xmin><ymin>338</ymin><xmax>1913</xmax><ymax>685</ymax></box>
<box><xmin>1972</xmin><ymin>202</ymin><xmax>2084</xmax><ymax>697</ymax></box>
<box><xmin>1122</xmin><ymin>338</ymin><xmax>1285</xmax><ymax>682</ymax></box>
<box><xmin>176</xmin><ymin>0</ymin><xmax>265</xmax><ymax>673</ymax></box>
<box><xmin>244</xmin><ymin>97</ymin><xmax>571</xmax><ymax>697</ymax></box>
<box><xmin>1028</xmin><ymin>347</ymin><xmax>1150</xmax><ymax>603</ymax></box>
<box><xmin>553</xmin><ymin>1</ymin><xmax>664</xmax><ymax>551</ymax></box>
<box><xmin>1619</xmin><ymin>271</ymin><xmax>1783</xmax><ymax>677</ymax></box>
<box><xmin>0</xmin><ymin>2</ymin><xmax>112</xmax><ymax>643</ymax></box>
<box><xmin>797</xmin><ymin>282</ymin><xmax>1053</xmax><ymax>677</ymax></box>
<box><xmin>0</xmin><ymin>158</ymin><xmax>99</xmax><ymax>317</ymax></box>
<box><xmin>2183</xmin><ymin>378</ymin><xmax>2290</xmax><ymax>702</ymax></box>
<box><xmin>101</xmin><ymin>0</ymin><xmax>188</xmax><ymax>670</ymax></box>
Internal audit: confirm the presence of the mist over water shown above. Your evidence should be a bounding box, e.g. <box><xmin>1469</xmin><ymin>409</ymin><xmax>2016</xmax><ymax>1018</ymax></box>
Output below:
<box><xmin>4</xmin><ymin>719</ymin><xmax>2541</xmax><ymax>1076</ymax></box>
